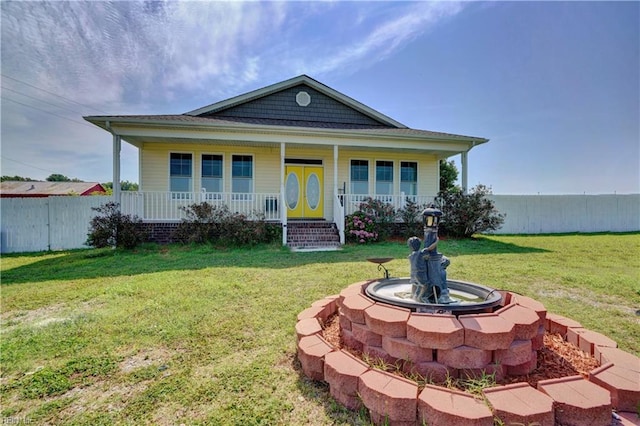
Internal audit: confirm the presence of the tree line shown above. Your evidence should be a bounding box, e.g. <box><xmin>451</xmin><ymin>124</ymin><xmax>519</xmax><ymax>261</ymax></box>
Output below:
<box><xmin>1</xmin><ymin>174</ymin><xmax>138</xmax><ymax>191</ymax></box>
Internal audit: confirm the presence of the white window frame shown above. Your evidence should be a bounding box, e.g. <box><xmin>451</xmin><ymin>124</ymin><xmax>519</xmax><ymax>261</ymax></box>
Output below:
<box><xmin>231</xmin><ymin>153</ymin><xmax>254</xmax><ymax>200</ymax></box>
<box><xmin>400</xmin><ymin>160</ymin><xmax>418</xmax><ymax>199</ymax></box>
<box><xmin>374</xmin><ymin>159</ymin><xmax>394</xmax><ymax>198</ymax></box>
<box><xmin>201</xmin><ymin>153</ymin><xmax>224</xmax><ymax>200</ymax></box>
<box><xmin>169</xmin><ymin>151</ymin><xmax>194</xmax><ymax>199</ymax></box>
<box><xmin>349</xmin><ymin>158</ymin><xmax>370</xmax><ymax>196</ymax></box>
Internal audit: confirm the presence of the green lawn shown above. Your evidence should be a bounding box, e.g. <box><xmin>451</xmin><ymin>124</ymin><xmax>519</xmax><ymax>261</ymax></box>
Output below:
<box><xmin>1</xmin><ymin>234</ymin><xmax>639</xmax><ymax>425</ymax></box>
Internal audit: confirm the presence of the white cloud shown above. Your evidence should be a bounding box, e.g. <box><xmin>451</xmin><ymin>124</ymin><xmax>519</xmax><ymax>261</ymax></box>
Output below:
<box><xmin>1</xmin><ymin>1</ymin><xmax>466</xmax><ymax>182</ymax></box>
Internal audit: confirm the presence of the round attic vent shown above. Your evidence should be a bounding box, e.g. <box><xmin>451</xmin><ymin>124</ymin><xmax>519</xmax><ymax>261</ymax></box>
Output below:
<box><xmin>296</xmin><ymin>91</ymin><xmax>311</xmax><ymax>107</ymax></box>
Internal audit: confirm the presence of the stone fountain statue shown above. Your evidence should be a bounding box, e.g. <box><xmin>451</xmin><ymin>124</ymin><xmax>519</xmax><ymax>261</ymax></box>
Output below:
<box><xmin>408</xmin><ymin>205</ymin><xmax>454</xmax><ymax>304</ymax></box>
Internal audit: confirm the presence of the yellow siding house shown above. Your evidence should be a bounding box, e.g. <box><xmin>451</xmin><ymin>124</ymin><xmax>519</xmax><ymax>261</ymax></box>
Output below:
<box><xmin>85</xmin><ymin>75</ymin><xmax>488</xmax><ymax>247</ymax></box>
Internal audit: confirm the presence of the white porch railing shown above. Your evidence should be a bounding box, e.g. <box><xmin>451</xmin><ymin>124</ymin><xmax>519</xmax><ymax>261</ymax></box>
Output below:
<box><xmin>120</xmin><ymin>191</ymin><xmax>282</xmax><ymax>221</ymax></box>
<box><xmin>341</xmin><ymin>194</ymin><xmax>437</xmax><ymax>216</ymax></box>
<box><xmin>334</xmin><ymin>194</ymin><xmax>345</xmax><ymax>244</ymax></box>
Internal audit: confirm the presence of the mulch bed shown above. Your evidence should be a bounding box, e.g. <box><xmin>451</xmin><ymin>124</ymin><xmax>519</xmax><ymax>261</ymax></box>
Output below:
<box><xmin>321</xmin><ymin>314</ymin><xmax>600</xmax><ymax>390</ymax></box>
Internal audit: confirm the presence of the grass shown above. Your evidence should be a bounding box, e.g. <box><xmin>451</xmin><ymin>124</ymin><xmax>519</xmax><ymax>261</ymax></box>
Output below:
<box><xmin>1</xmin><ymin>233</ymin><xmax>638</xmax><ymax>425</ymax></box>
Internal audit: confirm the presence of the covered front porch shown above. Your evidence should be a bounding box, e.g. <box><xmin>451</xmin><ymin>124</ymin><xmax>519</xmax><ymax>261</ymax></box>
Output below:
<box><xmin>118</xmin><ymin>189</ymin><xmax>439</xmax><ymax>246</ymax></box>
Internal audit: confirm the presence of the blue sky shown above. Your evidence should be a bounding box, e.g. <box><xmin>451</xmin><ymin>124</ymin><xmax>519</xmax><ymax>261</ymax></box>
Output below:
<box><xmin>1</xmin><ymin>1</ymin><xmax>638</xmax><ymax>194</ymax></box>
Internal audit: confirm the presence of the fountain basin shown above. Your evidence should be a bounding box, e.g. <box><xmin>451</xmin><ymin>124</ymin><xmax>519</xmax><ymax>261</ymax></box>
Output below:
<box><xmin>365</xmin><ymin>277</ymin><xmax>502</xmax><ymax>315</ymax></box>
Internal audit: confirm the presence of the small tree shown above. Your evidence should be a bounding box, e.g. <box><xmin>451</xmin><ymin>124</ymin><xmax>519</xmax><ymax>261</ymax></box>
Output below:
<box><xmin>439</xmin><ymin>159</ymin><xmax>461</xmax><ymax>194</ymax></box>
<box><xmin>435</xmin><ymin>184</ymin><xmax>505</xmax><ymax>238</ymax></box>
<box><xmin>86</xmin><ymin>202</ymin><xmax>147</xmax><ymax>249</ymax></box>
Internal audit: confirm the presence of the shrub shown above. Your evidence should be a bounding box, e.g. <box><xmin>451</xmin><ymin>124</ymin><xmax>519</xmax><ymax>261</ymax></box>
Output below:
<box><xmin>172</xmin><ymin>202</ymin><xmax>281</xmax><ymax>246</ymax></box>
<box><xmin>398</xmin><ymin>198</ymin><xmax>428</xmax><ymax>238</ymax></box>
<box><xmin>345</xmin><ymin>211</ymin><xmax>378</xmax><ymax>244</ymax></box>
<box><xmin>357</xmin><ymin>197</ymin><xmax>397</xmax><ymax>239</ymax></box>
<box><xmin>86</xmin><ymin>202</ymin><xmax>147</xmax><ymax>249</ymax></box>
<box><xmin>435</xmin><ymin>184</ymin><xmax>505</xmax><ymax>238</ymax></box>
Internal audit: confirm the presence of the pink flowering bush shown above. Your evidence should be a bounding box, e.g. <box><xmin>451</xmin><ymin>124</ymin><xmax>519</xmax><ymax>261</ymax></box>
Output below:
<box><xmin>345</xmin><ymin>211</ymin><xmax>379</xmax><ymax>244</ymax></box>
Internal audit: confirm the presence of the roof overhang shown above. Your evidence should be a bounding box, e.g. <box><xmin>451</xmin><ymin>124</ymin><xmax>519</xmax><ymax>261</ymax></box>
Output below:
<box><xmin>84</xmin><ymin>115</ymin><xmax>488</xmax><ymax>158</ymax></box>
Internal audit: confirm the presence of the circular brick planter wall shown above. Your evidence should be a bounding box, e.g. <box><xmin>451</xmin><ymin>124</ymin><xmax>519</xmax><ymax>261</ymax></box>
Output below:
<box><xmin>296</xmin><ymin>280</ymin><xmax>640</xmax><ymax>425</ymax></box>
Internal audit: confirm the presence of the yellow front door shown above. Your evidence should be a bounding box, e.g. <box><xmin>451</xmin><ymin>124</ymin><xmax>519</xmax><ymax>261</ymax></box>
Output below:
<box><xmin>285</xmin><ymin>165</ymin><xmax>323</xmax><ymax>219</ymax></box>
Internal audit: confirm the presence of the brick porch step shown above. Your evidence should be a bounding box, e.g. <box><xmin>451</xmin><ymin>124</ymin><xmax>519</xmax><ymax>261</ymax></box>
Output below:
<box><xmin>286</xmin><ymin>221</ymin><xmax>341</xmax><ymax>249</ymax></box>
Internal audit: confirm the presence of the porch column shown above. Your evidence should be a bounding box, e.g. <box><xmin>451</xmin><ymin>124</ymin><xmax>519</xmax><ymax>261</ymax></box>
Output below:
<box><xmin>113</xmin><ymin>133</ymin><xmax>121</xmax><ymax>205</ymax></box>
<box><xmin>461</xmin><ymin>151</ymin><xmax>468</xmax><ymax>194</ymax></box>
<box><xmin>280</xmin><ymin>142</ymin><xmax>287</xmax><ymax>246</ymax></box>
<box><xmin>333</xmin><ymin>145</ymin><xmax>338</xmax><ymax>196</ymax></box>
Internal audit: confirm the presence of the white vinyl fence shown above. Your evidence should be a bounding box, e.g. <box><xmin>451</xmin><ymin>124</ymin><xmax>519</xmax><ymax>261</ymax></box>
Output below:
<box><xmin>489</xmin><ymin>194</ymin><xmax>640</xmax><ymax>234</ymax></box>
<box><xmin>1</xmin><ymin>194</ymin><xmax>638</xmax><ymax>253</ymax></box>
<box><xmin>1</xmin><ymin>196</ymin><xmax>111</xmax><ymax>253</ymax></box>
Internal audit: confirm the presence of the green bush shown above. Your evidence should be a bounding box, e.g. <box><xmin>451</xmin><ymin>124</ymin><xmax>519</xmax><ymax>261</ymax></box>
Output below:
<box><xmin>356</xmin><ymin>197</ymin><xmax>397</xmax><ymax>240</ymax></box>
<box><xmin>172</xmin><ymin>202</ymin><xmax>281</xmax><ymax>246</ymax></box>
<box><xmin>435</xmin><ymin>184</ymin><xmax>505</xmax><ymax>238</ymax></box>
<box><xmin>398</xmin><ymin>198</ymin><xmax>428</xmax><ymax>238</ymax></box>
<box><xmin>86</xmin><ymin>202</ymin><xmax>147</xmax><ymax>249</ymax></box>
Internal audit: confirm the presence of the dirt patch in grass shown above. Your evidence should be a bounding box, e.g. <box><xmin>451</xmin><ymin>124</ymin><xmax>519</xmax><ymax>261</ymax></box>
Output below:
<box><xmin>56</xmin><ymin>381</ymin><xmax>149</xmax><ymax>421</ymax></box>
<box><xmin>322</xmin><ymin>314</ymin><xmax>600</xmax><ymax>390</ymax></box>
<box><xmin>0</xmin><ymin>300</ymin><xmax>105</xmax><ymax>333</ymax></box>
<box><xmin>119</xmin><ymin>348</ymin><xmax>174</xmax><ymax>373</ymax></box>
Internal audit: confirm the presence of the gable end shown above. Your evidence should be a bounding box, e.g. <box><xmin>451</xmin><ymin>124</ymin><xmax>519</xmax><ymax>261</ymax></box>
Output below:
<box><xmin>199</xmin><ymin>84</ymin><xmax>392</xmax><ymax>128</ymax></box>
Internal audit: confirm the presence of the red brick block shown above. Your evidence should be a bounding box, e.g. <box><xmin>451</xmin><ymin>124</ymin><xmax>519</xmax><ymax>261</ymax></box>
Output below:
<box><xmin>402</xmin><ymin>361</ymin><xmax>458</xmax><ymax>384</ymax></box>
<box><xmin>546</xmin><ymin>313</ymin><xmax>582</xmax><ymax>337</ymax></box>
<box><xmin>324</xmin><ymin>350</ymin><xmax>369</xmax><ymax>397</ymax></box>
<box><xmin>359</xmin><ymin>369</ymin><xmax>419</xmax><ymax>423</ymax></box>
<box><xmin>595</xmin><ymin>347</ymin><xmax>640</xmax><ymax>372</ymax></box>
<box><xmin>459</xmin><ymin>313</ymin><xmax>515</xmax><ymax>350</ymax></box>
<box><xmin>297</xmin><ymin>334</ymin><xmax>334</xmax><ymax>382</ymax></box>
<box><xmin>341</xmin><ymin>328</ymin><xmax>363</xmax><ymax>352</ymax></box>
<box><xmin>506</xmin><ymin>350</ymin><xmax>537</xmax><ymax>376</ymax></box>
<box><xmin>438</xmin><ymin>345</ymin><xmax>492</xmax><ymax>369</ymax></box>
<box><xmin>406</xmin><ymin>313</ymin><xmax>464</xmax><ymax>349</ymax></box>
<box><xmin>363</xmin><ymin>345</ymin><xmax>397</xmax><ymax>365</ymax></box>
<box><xmin>495</xmin><ymin>339</ymin><xmax>533</xmax><ymax>366</ymax></box>
<box><xmin>352</xmin><ymin>322</ymin><xmax>382</xmax><ymax>346</ymax></box>
<box><xmin>382</xmin><ymin>336</ymin><xmax>433</xmax><ymax>363</ymax></box>
<box><xmin>567</xmin><ymin>326</ymin><xmax>587</xmax><ymax>347</ymax></box>
<box><xmin>341</xmin><ymin>293</ymin><xmax>374</xmax><ymax>324</ymax></box>
<box><xmin>578</xmin><ymin>329</ymin><xmax>617</xmax><ymax>356</ymax></box>
<box><xmin>496</xmin><ymin>303</ymin><xmax>541</xmax><ymax>340</ymax></box>
<box><xmin>329</xmin><ymin>386</ymin><xmax>362</xmax><ymax>411</ymax></box>
<box><xmin>484</xmin><ymin>382</ymin><xmax>554</xmax><ymax>426</ymax></box>
<box><xmin>312</xmin><ymin>295</ymin><xmax>338</xmax><ymax>317</ymax></box>
<box><xmin>338</xmin><ymin>281</ymin><xmax>368</xmax><ymax>306</ymax></box>
<box><xmin>513</xmin><ymin>294</ymin><xmax>547</xmax><ymax>322</ymax></box>
<box><xmin>296</xmin><ymin>305</ymin><xmax>327</xmax><ymax>322</ymax></box>
<box><xmin>589</xmin><ymin>362</ymin><xmax>640</xmax><ymax>412</ymax></box>
<box><xmin>498</xmin><ymin>290</ymin><xmax>515</xmax><ymax>306</ymax></box>
<box><xmin>538</xmin><ymin>375</ymin><xmax>612</xmax><ymax>426</ymax></box>
<box><xmin>295</xmin><ymin>317</ymin><xmax>322</xmax><ymax>342</ymax></box>
<box><xmin>532</xmin><ymin>325</ymin><xmax>546</xmax><ymax>350</ymax></box>
<box><xmin>365</xmin><ymin>303</ymin><xmax>410</xmax><ymax>338</ymax></box>
<box><xmin>418</xmin><ymin>384</ymin><xmax>493</xmax><ymax>426</ymax></box>
<box><xmin>338</xmin><ymin>309</ymin><xmax>352</xmax><ymax>331</ymax></box>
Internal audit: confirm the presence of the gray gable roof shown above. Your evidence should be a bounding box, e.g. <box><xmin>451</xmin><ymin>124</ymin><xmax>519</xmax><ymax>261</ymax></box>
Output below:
<box><xmin>186</xmin><ymin>75</ymin><xmax>407</xmax><ymax>129</ymax></box>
